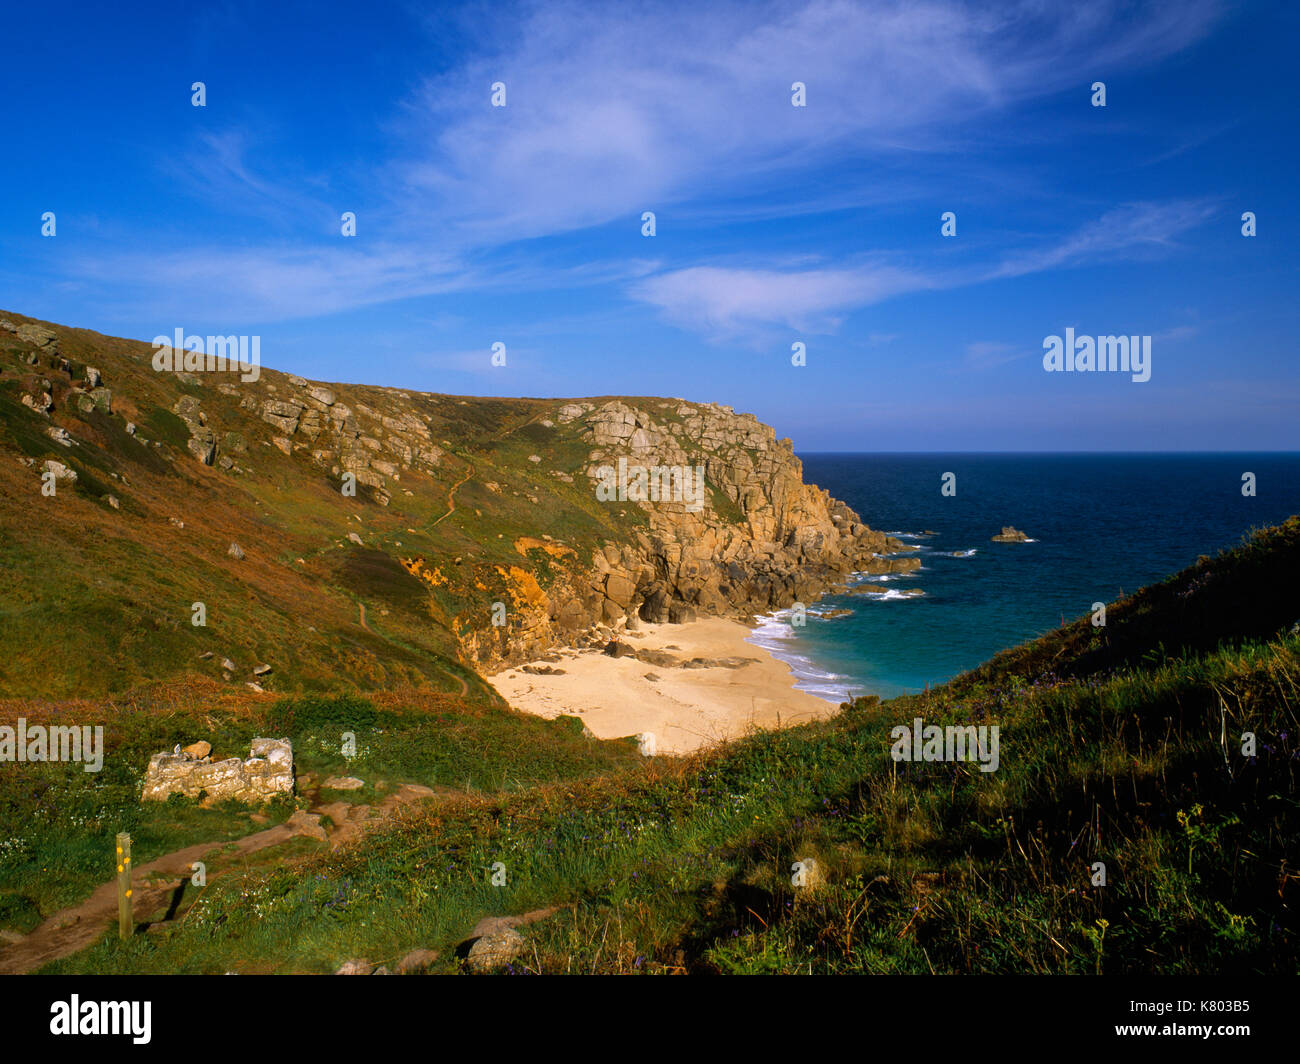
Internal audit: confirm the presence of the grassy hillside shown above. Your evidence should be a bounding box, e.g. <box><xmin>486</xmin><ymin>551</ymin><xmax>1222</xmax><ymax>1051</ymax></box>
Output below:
<box><xmin>0</xmin><ymin>313</ymin><xmax>660</xmax><ymax>699</ymax></box>
<box><xmin>0</xmin><ymin>685</ymin><xmax>641</xmax><ymax>937</ymax></box>
<box><xmin>0</xmin><ymin>310</ymin><xmax>915</xmax><ymax>974</ymax></box>
<box><xmin>37</xmin><ymin>518</ymin><xmax>1299</xmax><ymax>974</ymax></box>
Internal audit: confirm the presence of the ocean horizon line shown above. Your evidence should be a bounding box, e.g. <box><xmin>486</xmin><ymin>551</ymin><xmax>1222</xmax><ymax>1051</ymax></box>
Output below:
<box><xmin>795</xmin><ymin>449</ymin><xmax>1300</xmax><ymax>457</ymax></box>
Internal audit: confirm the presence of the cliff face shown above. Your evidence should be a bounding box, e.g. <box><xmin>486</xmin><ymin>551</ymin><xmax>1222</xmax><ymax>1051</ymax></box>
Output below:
<box><xmin>0</xmin><ymin>312</ymin><xmax>911</xmax><ymax>695</ymax></box>
<box><xmin>461</xmin><ymin>399</ymin><xmax>914</xmax><ymax>672</ymax></box>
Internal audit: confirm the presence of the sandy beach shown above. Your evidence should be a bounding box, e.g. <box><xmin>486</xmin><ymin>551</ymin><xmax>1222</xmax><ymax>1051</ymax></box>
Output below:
<box><xmin>489</xmin><ymin>617</ymin><xmax>840</xmax><ymax>755</ymax></box>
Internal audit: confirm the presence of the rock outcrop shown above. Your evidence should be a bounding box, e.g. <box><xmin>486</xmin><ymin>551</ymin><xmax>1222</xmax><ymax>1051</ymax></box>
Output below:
<box><xmin>1</xmin><ymin>311</ymin><xmax>916</xmax><ymax>694</ymax></box>
<box><xmin>159</xmin><ymin>374</ymin><xmax>444</xmax><ymax>502</ymax></box>
<box><xmin>464</xmin><ymin>399</ymin><xmax>909</xmax><ymax>671</ymax></box>
<box><xmin>142</xmin><ymin>738</ymin><xmax>294</xmax><ymax>804</ymax></box>
<box><xmin>991</xmin><ymin>526</ymin><xmax>1030</xmax><ymax>543</ymax></box>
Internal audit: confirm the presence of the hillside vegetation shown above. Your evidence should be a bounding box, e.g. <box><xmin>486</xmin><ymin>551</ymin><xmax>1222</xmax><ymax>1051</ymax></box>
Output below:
<box><xmin>3</xmin><ymin>311</ymin><xmax>1294</xmax><ymax>974</ymax></box>
<box><xmin>30</xmin><ymin>518</ymin><xmax>1300</xmax><ymax>974</ymax></box>
<box><xmin>0</xmin><ymin>311</ymin><xmax>897</xmax><ymax>698</ymax></box>
<box><xmin>0</xmin><ymin>310</ymin><xmax>903</xmax><ymax>972</ymax></box>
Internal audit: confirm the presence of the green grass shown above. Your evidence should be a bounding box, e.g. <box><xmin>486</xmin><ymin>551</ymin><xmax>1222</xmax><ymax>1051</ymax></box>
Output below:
<box><xmin>0</xmin><ymin>320</ymin><xmax>669</xmax><ymax>700</ymax></box>
<box><xmin>34</xmin><ymin>519</ymin><xmax>1299</xmax><ymax>974</ymax></box>
<box><xmin>0</xmin><ymin>691</ymin><xmax>640</xmax><ymax>940</ymax></box>
<box><xmin>5</xmin><ymin>312</ymin><xmax>1298</xmax><ymax>975</ymax></box>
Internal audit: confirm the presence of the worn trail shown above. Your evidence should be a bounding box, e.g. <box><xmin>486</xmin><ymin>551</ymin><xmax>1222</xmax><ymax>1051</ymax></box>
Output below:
<box><xmin>0</xmin><ymin>783</ymin><xmax>439</xmax><ymax>974</ymax></box>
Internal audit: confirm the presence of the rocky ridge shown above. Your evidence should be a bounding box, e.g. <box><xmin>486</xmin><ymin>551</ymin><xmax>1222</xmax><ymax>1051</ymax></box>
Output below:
<box><xmin>463</xmin><ymin>399</ymin><xmax>917</xmax><ymax>671</ymax></box>
<box><xmin>0</xmin><ymin>311</ymin><xmax>915</xmax><ymax>691</ymax></box>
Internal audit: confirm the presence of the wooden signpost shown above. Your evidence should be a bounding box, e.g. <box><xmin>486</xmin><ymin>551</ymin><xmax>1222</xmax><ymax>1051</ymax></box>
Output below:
<box><xmin>116</xmin><ymin>832</ymin><xmax>132</xmax><ymax>940</ymax></box>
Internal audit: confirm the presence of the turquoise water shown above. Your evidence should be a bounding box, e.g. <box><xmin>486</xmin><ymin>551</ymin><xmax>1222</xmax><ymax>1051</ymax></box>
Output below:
<box><xmin>748</xmin><ymin>453</ymin><xmax>1300</xmax><ymax>702</ymax></box>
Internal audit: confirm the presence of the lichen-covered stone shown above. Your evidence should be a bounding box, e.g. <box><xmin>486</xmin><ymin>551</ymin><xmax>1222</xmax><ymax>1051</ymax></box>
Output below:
<box><xmin>142</xmin><ymin>738</ymin><xmax>293</xmax><ymax>804</ymax></box>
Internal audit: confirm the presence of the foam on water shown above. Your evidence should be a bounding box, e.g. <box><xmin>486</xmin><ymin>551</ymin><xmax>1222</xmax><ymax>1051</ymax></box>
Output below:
<box><xmin>746</xmin><ymin>612</ymin><xmax>851</xmax><ymax>702</ymax></box>
<box><xmin>782</xmin><ymin>452</ymin><xmax>1300</xmax><ymax>700</ymax></box>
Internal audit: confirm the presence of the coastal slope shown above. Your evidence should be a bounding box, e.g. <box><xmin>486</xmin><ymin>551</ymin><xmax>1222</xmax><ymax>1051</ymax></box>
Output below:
<box><xmin>0</xmin><ymin>311</ymin><xmax>903</xmax><ymax>702</ymax></box>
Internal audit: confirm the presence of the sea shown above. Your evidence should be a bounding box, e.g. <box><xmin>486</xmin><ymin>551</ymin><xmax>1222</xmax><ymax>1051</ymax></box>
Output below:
<box><xmin>747</xmin><ymin>453</ymin><xmax>1300</xmax><ymax>702</ymax></box>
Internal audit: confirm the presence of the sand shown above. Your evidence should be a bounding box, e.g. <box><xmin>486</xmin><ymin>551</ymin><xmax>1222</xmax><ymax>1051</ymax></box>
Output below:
<box><xmin>489</xmin><ymin>617</ymin><xmax>840</xmax><ymax>755</ymax></box>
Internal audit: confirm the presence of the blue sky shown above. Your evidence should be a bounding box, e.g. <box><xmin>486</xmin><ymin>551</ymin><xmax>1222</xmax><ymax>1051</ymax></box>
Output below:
<box><xmin>2</xmin><ymin>0</ymin><xmax>1297</xmax><ymax>450</ymax></box>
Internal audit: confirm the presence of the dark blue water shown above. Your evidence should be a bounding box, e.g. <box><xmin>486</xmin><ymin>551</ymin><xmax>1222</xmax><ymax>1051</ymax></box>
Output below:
<box><xmin>747</xmin><ymin>453</ymin><xmax>1300</xmax><ymax>701</ymax></box>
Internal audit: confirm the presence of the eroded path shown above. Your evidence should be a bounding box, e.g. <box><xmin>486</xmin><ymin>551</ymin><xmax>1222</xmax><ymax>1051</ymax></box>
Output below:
<box><xmin>0</xmin><ymin>782</ymin><xmax>439</xmax><ymax>974</ymax></box>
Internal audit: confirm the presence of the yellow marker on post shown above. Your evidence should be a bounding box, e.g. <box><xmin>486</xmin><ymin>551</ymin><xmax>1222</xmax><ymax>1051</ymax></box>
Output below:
<box><xmin>116</xmin><ymin>832</ymin><xmax>132</xmax><ymax>940</ymax></box>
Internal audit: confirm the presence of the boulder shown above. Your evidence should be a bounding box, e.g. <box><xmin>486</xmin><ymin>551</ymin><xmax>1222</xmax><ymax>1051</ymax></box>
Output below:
<box><xmin>321</xmin><ymin>776</ymin><xmax>365</xmax><ymax>791</ymax></box>
<box><xmin>667</xmin><ymin>602</ymin><xmax>697</xmax><ymax>624</ymax></box>
<box><xmin>41</xmin><ymin>460</ymin><xmax>76</xmax><ymax>482</ymax></box>
<box><xmin>287</xmin><ymin>810</ymin><xmax>328</xmax><ymax>842</ymax></box>
<box><xmin>260</xmin><ymin>399</ymin><xmax>303</xmax><ymax>435</ymax></box>
<box><xmin>466</xmin><ymin>929</ymin><xmax>525</xmax><ymax>973</ymax></box>
<box><xmin>639</xmin><ymin>587</ymin><xmax>669</xmax><ymax>624</ymax></box>
<box><xmin>603</xmin><ymin>573</ymin><xmax>636</xmax><ymax>608</ymax></box>
<box><xmin>227</xmin><ymin>542</ymin><xmax>245</xmax><ymax>560</ymax></box>
<box><xmin>173</xmin><ymin>395</ymin><xmax>202</xmax><ymax>422</ymax></box>
<box><xmin>187</xmin><ymin>430</ymin><xmax>217</xmax><ymax>465</ymax></box>
<box><xmin>604</xmin><ymin>640</ymin><xmax>636</xmax><ymax>659</ymax></box>
<box><xmin>181</xmin><ymin>741</ymin><xmax>212</xmax><ymax>760</ymax></box>
<box><xmin>15</xmin><ymin>323</ymin><xmax>57</xmax><ymax>348</ymax></box>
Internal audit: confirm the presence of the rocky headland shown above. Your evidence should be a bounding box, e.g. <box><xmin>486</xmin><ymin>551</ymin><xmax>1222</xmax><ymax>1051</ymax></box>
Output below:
<box><xmin>0</xmin><ymin>311</ymin><xmax>912</xmax><ymax>696</ymax></box>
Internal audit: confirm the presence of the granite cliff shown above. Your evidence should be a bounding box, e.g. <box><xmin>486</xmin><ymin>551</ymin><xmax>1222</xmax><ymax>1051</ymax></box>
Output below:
<box><xmin>0</xmin><ymin>312</ymin><xmax>913</xmax><ymax>694</ymax></box>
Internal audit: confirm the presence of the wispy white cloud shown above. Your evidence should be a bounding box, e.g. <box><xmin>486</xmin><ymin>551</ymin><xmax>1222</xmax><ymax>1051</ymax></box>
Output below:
<box><xmin>628</xmin><ymin>262</ymin><xmax>932</xmax><ymax>341</ymax></box>
<box><xmin>64</xmin><ymin>243</ymin><xmax>659</xmax><ymax>325</ymax></box>
<box><xmin>62</xmin><ymin>1</ymin><xmax>1226</xmax><ymax>325</ymax></box>
<box><xmin>628</xmin><ymin>199</ymin><xmax>1216</xmax><ymax>340</ymax></box>
<box><xmin>164</xmin><ymin>129</ymin><xmax>336</xmax><ymax>230</ymax></box>
<box><xmin>71</xmin><ymin>244</ymin><xmax>466</xmax><ymax>324</ymax></box>
<box><xmin>987</xmin><ymin>200</ymin><xmax>1220</xmax><ymax>280</ymax></box>
<box><xmin>393</xmin><ymin>0</ymin><xmax>1225</xmax><ymax>244</ymax></box>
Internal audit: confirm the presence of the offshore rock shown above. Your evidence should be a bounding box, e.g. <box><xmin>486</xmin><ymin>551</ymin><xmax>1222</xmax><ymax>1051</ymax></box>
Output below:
<box><xmin>991</xmin><ymin>526</ymin><xmax>1030</xmax><ymax>543</ymax></box>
